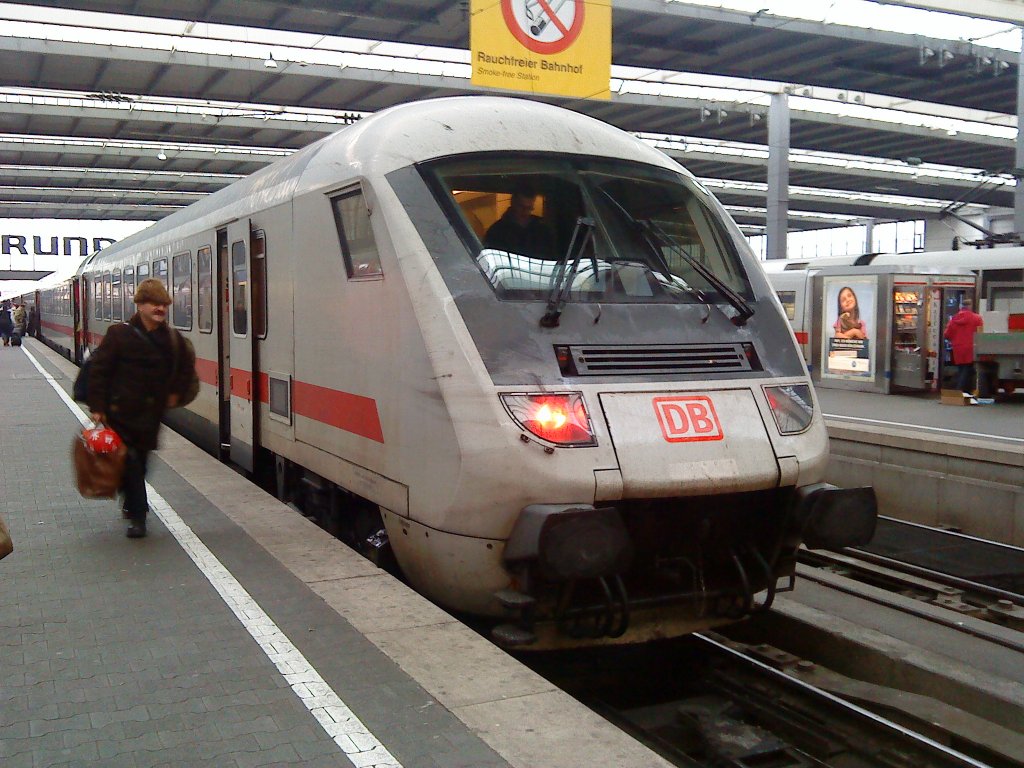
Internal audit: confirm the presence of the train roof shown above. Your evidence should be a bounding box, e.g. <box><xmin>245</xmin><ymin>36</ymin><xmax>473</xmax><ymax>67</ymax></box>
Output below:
<box><xmin>80</xmin><ymin>96</ymin><xmax>689</xmax><ymax>274</ymax></box>
<box><xmin>760</xmin><ymin>246</ymin><xmax>1024</xmax><ymax>274</ymax></box>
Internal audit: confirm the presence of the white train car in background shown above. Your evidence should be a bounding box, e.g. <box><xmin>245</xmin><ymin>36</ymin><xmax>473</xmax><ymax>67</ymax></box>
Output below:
<box><xmin>764</xmin><ymin>248</ymin><xmax>1024</xmax><ymax>364</ymax></box>
<box><xmin>36</xmin><ymin>96</ymin><xmax>877</xmax><ymax>648</ymax></box>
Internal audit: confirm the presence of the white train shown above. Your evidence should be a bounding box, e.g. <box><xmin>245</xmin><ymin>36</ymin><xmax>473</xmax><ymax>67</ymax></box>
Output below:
<box><xmin>35</xmin><ymin>96</ymin><xmax>875</xmax><ymax>648</ymax></box>
<box><xmin>762</xmin><ymin>248</ymin><xmax>1024</xmax><ymax>383</ymax></box>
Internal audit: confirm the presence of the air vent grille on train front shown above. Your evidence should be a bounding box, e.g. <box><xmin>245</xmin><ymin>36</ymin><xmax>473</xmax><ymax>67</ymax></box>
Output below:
<box><xmin>555</xmin><ymin>343</ymin><xmax>761</xmax><ymax>376</ymax></box>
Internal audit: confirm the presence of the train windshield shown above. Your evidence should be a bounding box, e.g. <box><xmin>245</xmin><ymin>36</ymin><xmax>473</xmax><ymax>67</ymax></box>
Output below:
<box><xmin>425</xmin><ymin>154</ymin><xmax>752</xmax><ymax>305</ymax></box>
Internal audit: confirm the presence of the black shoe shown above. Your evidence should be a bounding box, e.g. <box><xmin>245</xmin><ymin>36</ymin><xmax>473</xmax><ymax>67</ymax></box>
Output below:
<box><xmin>126</xmin><ymin>520</ymin><xmax>147</xmax><ymax>538</ymax></box>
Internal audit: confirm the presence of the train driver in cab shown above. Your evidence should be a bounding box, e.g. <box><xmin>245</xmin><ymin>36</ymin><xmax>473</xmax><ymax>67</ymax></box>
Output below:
<box><xmin>484</xmin><ymin>184</ymin><xmax>557</xmax><ymax>260</ymax></box>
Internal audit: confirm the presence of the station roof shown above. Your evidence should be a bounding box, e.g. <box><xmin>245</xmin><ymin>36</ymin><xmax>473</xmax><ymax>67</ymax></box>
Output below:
<box><xmin>0</xmin><ymin>0</ymin><xmax>1018</xmax><ymax>232</ymax></box>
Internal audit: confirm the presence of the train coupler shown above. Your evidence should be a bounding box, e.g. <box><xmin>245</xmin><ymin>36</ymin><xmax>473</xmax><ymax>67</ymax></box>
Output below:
<box><xmin>792</xmin><ymin>483</ymin><xmax>877</xmax><ymax>550</ymax></box>
<box><xmin>491</xmin><ymin>589</ymin><xmax>537</xmax><ymax>647</ymax></box>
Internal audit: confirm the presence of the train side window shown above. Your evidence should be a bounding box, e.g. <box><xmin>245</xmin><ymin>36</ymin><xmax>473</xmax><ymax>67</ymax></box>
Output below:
<box><xmin>137</xmin><ymin>262</ymin><xmax>150</xmax><ymax>283</ymax></box>
<box><xmin>197</xmin><ymin>245</ymin><xmax>213</xmax><ymax>333</ymax></box>
<box><xmin>93</xmin><ymin>279</ymin><xmax>101</xmax><ymax>320</ymax></box>
<box><xmin>103</xmin><ymin>272</ymin><xmax>112</xmax><ymax>321</ymax></box>
<box><xmin>124</xmin><ymin>266</ymin><xmax>135</xmax><ymax>314</ymax></box>
<box><xmin>112</xmin><ymin>269</ymin><xmax>123</xmax><ymax>321</ymax></box>
<box><xmin>154</xmin><ymin>258</ymin><xmax>168</xmax><ymax>289</ymax></box>
<box><xmin>231</xmin><ymin>240</ymin><xmax>248</xmax><ymax>335</ymax></box>
<box><xmin>776</xmin><ymin>290</ymin><xmax>796</xmax><ymax>321</ymax></box>
<box><xmin>251</xmin><ymin>230</ymin><xmax>267</xmax><ymax>339</ymax></box>
<box><xmin>330</xmin><ymin>190</ymin><xmax>383</xmax><ymax>280</ymax></box>
<box><xmin>172</xmin><ymin>251</ymin><xmax>193</xmax><ymax>330</ymax></box>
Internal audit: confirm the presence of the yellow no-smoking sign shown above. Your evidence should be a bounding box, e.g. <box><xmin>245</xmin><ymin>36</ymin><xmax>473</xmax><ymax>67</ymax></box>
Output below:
<box><xmin>471</xmin><ymin>0</ymin><xmax>611</xmax><ymax>99</ymax></box>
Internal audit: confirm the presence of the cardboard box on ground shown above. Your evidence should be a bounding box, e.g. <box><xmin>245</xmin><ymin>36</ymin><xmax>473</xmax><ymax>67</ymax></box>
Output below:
<box><xmin>940</xmin><ymin>389</ymin><xmax>975</xmax><ymax>406</ymax></box>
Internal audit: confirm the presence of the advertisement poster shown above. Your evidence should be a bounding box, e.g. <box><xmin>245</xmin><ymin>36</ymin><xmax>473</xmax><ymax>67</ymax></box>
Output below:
<box><xmin>822</xmin><ymin>277</ymin><xmax>876</xmax><ymax>379</ymax></box>
<box><xmin>471</xmin><ymin>0</ymin><xmax>611</xmax><ymax>100</ymax></box>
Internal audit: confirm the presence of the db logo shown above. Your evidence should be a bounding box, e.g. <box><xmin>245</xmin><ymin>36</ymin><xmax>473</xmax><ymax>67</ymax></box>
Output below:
<box><xmin>653</xmin><ymin>396</ymin><xmax>724</xmax><ymax>442</ymax></box>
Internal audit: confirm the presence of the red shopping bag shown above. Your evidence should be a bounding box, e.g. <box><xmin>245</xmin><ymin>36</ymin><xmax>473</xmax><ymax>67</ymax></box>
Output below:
<box><xmin>72</xmin><ymin>426</ymin><xmax>127</xmax><ymax>499</ymax></box>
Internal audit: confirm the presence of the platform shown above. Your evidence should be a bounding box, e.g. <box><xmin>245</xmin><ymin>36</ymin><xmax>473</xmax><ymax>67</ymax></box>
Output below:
<box><xmin>817</xmin><ymin>387</ymin><xmax>1024</xmax><ymax>443</ymax></box>
<box><xmin>0</xmin><ymin>339</ymin><xmax>670</xmax><ymax>768</ymax></box>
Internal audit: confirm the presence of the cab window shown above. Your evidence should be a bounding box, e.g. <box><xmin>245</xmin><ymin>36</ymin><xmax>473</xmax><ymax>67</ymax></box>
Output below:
<box><xmin>331</xmin><ymin>189</ymin><xmax>383</xmax><ymax>279</ymax></box>
<box><xmin>424</xmin><ymin>153</ymin><xmax>751</xmax><ymax>305</ymax></box>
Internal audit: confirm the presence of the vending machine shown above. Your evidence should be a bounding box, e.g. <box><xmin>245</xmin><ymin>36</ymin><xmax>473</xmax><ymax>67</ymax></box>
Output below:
<box><xmin>809</xmin><ymin>266</ymin><xmax>976</xmax><ymax>393</ymax></box>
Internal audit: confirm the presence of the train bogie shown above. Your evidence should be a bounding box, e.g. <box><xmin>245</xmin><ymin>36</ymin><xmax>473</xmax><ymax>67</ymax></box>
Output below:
<box><xmin>45</xmin><ymin>96</ymin><xmax>875</xmax><ymax>648</ymax></box>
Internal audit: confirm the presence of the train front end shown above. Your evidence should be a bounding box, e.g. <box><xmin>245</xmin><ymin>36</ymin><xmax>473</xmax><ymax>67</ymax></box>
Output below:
<box><xmin>380</xmin><ymin>98</ymin><xmax>876</xmax><ymax>648</ymax></box>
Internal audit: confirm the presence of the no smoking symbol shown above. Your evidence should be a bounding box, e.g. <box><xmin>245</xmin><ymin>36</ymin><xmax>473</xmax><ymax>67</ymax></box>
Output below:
<box><xmin>502</xmin><ymin>0</ymin><xmax>585</xmax><ymax>55</ymax></box>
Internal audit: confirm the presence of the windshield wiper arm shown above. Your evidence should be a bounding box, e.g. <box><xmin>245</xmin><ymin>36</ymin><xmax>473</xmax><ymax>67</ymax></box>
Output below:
<box><xmin>641</xmin><ymin>216</ymin><xmax>755</xmax><ymax>327</ymax></box>
<box><xmin>541</xmin><ymin>216</ymin><xmax>595</xmax><ymax>328</ymax></box>
<box><xmin>597</xmin><ymin>188</ymin><xmax>674</xmax><ymax>283</ymax></box>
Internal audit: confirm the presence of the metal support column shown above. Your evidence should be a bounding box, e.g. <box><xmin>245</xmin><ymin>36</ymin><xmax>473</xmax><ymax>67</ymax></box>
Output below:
<box><xmin>863</xmin><ymin>219</ymin><xmax>875</xmax><ymax>254</ymax></box>
<box><xmin>767</xmin><ymin>92</ymin><xmax>790</xmax><ymax>260</ymax></box>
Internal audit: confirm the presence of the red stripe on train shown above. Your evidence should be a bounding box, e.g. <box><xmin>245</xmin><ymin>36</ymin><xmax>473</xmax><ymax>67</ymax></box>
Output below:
<box><xmin>194</xmin><ymin>358</ymin><xmax>218</xmax><ymax>386</ymax></box>
<box><xmin>41</xmin><ymin>319</ymin><xmax>74</xmax><ymax>336</ymax></box>
<box><xmin>292</xmin><ymin>380</ymin><xmax>384</xmax><ymax>444</ymax></box>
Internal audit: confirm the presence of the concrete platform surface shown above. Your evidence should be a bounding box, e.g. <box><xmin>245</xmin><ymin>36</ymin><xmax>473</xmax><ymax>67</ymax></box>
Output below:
<box><xmin>817</xmin><ymin>387</ymin><xmax>1024</xmax><ymax>443</ymax></box>
<box><xmin>0</xmin><ymin>338</ymin><xmax>671</xmax><ymax>768</ymax></box>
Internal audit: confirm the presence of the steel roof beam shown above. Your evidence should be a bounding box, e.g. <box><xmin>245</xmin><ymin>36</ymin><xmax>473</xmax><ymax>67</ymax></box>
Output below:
<box><xmin>0</xmin><ymin>33</ymin><xmax>1012</xmax><ymax>150</ymax></box>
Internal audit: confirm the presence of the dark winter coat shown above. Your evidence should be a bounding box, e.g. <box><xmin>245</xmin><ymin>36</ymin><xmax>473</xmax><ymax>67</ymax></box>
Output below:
<box><xmin>86</xmin><ymin>313</ymin><xmax>198</xmax><ymax>451</ymax></box>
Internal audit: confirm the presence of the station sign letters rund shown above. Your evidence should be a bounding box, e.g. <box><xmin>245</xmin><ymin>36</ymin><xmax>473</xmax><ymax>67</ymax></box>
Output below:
<box><xmin>471</xmin><ymin>0</ymin><xmax>611</xmax><ymax>100</ymax></box>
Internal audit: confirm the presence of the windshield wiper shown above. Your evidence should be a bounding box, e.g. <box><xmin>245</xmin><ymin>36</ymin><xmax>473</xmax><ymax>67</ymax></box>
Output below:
<box><xmin>642</xmin><ymin>216</ymin><xmax>755</xmax><ymax>326</ymax></box>
<box><xmin>597</xmin><ymin>188</ymin><xmax>674</xmax><ymax>284</ymax></box>
<box><xmin>540</xmin><ymin>216</ymin><xmax>595</xmax><ymax>328</ymax></box>
<box><xmin>598</xmin><ymin>188</ymin><xmax>754</xmax><ymax>326</ymax></box>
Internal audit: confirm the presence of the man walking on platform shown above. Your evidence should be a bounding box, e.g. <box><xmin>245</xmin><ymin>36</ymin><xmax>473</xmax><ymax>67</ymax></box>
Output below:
<box><xmin>86</xmin><ymin>278</ymin><xmax>198</xmax><ymax>538</ymax></box>
<box><xmin>943</xmin><ymin>297</ymin><xmax>984</xmax><ymax>394</ymax></box>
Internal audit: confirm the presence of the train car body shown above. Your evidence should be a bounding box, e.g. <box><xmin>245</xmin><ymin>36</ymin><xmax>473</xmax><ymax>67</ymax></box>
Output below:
<box><xmin>763</xmin><ymin>248</ymin><xmax>1023</xmax><ymax>393</ymax></box>
<box><xmin>51</xmin><ymin>97</ymin><xmax>873</xmax><ymax>648</ymax></box>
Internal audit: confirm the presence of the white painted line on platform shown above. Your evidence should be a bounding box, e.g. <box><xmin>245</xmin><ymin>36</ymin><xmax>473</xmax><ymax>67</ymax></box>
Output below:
<box><xmin>824</xmin><ymin>412</ymin><xmax>1024</xmax><ymax>444</ymax></box>
<box><xmin>22</xmin><ymin>344</ymin><xmax>404</xmax><ymax>768</ymax></box>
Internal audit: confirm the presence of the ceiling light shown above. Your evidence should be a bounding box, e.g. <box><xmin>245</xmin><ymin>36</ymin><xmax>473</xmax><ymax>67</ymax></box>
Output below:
<box><xmin>264</xmin><ymin>52</ymin><xmax>278</xmax><ymax>69</ymax></box>
<box><xmin>156</xmin><ymin>151</ymin><xmax>167</xmax><ymax>161</ymax></box>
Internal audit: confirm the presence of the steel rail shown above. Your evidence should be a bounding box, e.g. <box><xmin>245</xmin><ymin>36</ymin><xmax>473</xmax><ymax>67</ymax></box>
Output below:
<box><xmin>693</xmin><ymin>632</ymin><xmax>1001</xmax><ymax>768</ymax></box>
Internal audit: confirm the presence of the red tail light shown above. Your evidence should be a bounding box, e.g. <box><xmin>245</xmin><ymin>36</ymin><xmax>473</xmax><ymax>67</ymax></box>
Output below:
<box><xmin>500</xmin><ymin>393</ymin><xmax>597</xmax><ymax>447</ymax></box>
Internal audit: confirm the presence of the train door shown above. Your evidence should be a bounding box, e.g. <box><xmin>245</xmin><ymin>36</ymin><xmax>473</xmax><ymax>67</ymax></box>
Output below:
<box><xmin>225</xmin><ymin>219</ymin><xmax>258</xmax><ymax>472</ymax></box>
<box><xmin>75</xmin><ymin>276</ymin><xmax>87</xmax><ymax>362</ymax></box>
<box><xmin>216</xmin><ymin>228</ymin><xmax>231</xmax><ymax>460</ymax></box>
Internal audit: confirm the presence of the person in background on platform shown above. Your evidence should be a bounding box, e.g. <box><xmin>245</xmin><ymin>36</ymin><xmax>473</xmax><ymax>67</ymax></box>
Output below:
<box><xmin>28</xmin><ymin>304</ymin><xmax>38</xmax><ymax>338</ymax></box>
<box><xmin>0</xmin><ymin>301</ymin><xmax>13</xmax><ymax>347</ymax></box>
<box><xmin>86</xmin><ymin>279</ymin><xmax>199</xmax><ymax>538</ymax></box>
<box><xmin>943</xmin><ymin>297</ymin><xmax>984</xmax><ymax>394</ymax></box>
<box><xmin>13</xmin><ymin>303</ymin><xmax>26</xmax><ymax>336</ymax></box>
<box><xmin>484</xmin><ymin>184</ymin><xmax>557</xmax><ymax>260</ymax></box>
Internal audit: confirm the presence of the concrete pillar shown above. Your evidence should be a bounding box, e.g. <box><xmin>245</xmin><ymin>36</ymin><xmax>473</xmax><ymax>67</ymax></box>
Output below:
<box><xmin>863</xmin><ymin>219</ymin><xmax>875</xmax><ymax>254</ymax></box>
<box><xmin>767</xmin><ymin>93</ymin><xmax>790</xmax><ymax>260</ymax></box>
<box><xmin>1016</xmin><ymin>43</ymin><xmax>1024</xmax><ymax>234</ymax></box>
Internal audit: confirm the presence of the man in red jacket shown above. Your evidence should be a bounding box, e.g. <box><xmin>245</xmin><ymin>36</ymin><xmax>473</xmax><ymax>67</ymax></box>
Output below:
<box><xmin>943</xmin><ymin>297</ymin><xmax>984</xmax><ymax>393</ymax></box>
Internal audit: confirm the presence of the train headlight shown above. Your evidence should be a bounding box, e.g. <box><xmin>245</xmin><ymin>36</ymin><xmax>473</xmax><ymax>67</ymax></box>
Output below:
<box><xmin>500</xmin><ymin>392</ymin><xmax>597</xmax><ymax>447</ymax></box>
<box><xmin>764</xmin><ymin>384</ymin><xmax>814</xmax><ymax>435</ymax></box>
